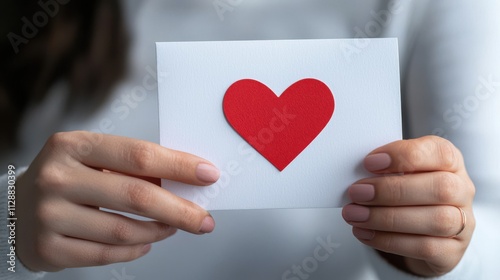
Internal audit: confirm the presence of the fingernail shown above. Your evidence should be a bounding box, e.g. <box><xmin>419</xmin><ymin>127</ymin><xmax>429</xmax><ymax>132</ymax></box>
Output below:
<box><xmin>199</xmin><ymin>215</ymin><xmax>215</xmax><ymax>233</ymax></box>
<box><xmin>364</xmin><ymin>153</ymin><xmax>391</xmax><ymax>171</ymax></box>
<box><xmin>342</xmin><ymin>204</ymin><xmax>370</xmax><ymax>222</ymax></box>
<box><xmin>196</xmin><ymin>163</ymin><xmax>220</xmax><ymax>183</ymax></box>
<box><xmin>141</xmin><ymin>244</ymin><xmax>152</xmax><ymax>254</ymax></box>
<box><xmin>353</xmin><ymin>227</ymin><xmax>375</xmax><ymax>240</ymax></box>
<box><xmin>349</xmin><ymin>184</ymin><xmax>375</xmax><ymax>202</ymax></box>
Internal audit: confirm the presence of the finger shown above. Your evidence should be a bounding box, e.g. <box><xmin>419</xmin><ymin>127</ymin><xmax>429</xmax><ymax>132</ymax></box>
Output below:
<box><xmin>103</xmin><ymin>169</ymin><xmax>161</xmax><ymax>186</ymax></box>
<box><xmin>51</xmin><ymin>131</ymin><xmax>220</xmax><ymax>185</ymax></box>
<box><xmin>342</xmin><ymin>204</ymin><xmax>470</xmax><ymax>238</ymax></box>
<box><xmin>348</xmin><ymin>172</ymin><xmax>470</xmax><ymax>206</ymax></box>
<box><xmin>351</xmin><ymin>228</ymin><xmax>464</xmax><ymax>276</ymax></box>
<box><xmin>64</xmin><ymin>168</ymin><xmax>215</xmax><ymax>234</ymax></box>
<box><xmin>363</xmin><ymin>136</ymin><xmax>465</xmax><ymax>174</ymax></box>
<box><xmin>50</xmin><ymin>203</ymin><xmax>177</xmax><ymax>245</ymax></box>
<box><xmin>44</xmin><ymin>234</ymin><xmax>152</xmax><ymax>269</ymax></box>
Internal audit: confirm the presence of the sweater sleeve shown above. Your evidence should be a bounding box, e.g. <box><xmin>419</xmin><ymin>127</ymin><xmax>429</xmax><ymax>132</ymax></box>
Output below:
<box><xmin>0</xmin><ymin>166</ymin><xmax>46</xmax><ymax>280</ymax></box>
<box><xmin>365</xmin><ymin>234</ymin><xmax>482</xmax><ymax>280</ymax></box>
<box><xmin>367</xmin><ymin>0</ymin><xmax>500</xmax><ymax>279</ymax></box>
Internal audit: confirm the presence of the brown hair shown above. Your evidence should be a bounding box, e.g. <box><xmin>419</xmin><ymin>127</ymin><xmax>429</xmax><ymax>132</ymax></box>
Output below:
<box><xmin>0</xmin><ymin>0</ymin><xmax>128</xmax><ymax>145</ymax></box>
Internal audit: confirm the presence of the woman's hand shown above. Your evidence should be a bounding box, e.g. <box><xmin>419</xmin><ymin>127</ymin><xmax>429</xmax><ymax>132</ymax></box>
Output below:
<box><xmin>16</xmin><ymin>131</ymin><xmax>220</xmax><ymax>272</ymax></box>
<box><xmin>342</xmin><ymin>136</ymin><xmax>475</xmax><ymax>277</ymax></box>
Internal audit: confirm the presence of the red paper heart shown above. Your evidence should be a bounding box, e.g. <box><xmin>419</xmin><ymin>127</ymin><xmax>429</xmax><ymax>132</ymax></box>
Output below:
<box><xmin>223</xmin><ymin>79</ymin><xmax>334</xmax><ymax>171</ymax></box>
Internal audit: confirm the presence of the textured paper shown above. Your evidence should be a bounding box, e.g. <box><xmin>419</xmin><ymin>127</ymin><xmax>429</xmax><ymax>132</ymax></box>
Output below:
<box><xmin>157</xmin><ymin>39</ymin><xmax>401</xmax><ymax>210</ymax></box>
<box><xmin>223</xmin><ymin>78</ymin><xmax>334</xmax><ymax>171</ymax></box>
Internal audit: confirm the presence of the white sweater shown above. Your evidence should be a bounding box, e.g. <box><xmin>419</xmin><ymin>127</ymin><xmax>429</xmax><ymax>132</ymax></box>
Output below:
<box><xmin>1</xmin><ymin>0</ymin><xmax>500</xmax><ymax>279</ymax></box>
<box><xmin>0</xmin><ymin>168</ymin><xmax>46</xmax><ymax>279</ymax></box>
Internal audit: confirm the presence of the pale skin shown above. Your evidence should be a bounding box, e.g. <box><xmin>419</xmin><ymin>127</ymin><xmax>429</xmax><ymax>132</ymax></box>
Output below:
<box><xmin>16</xmin><ymin>132</ymin><xmax>475</xmax><ymax>277</ymax></box>
<box><xmin>17</xmin><ymin>131</ymin><xmax>220</xmax><ymax>272</ymax></box>
<box><xmin>342</xmin><ymin>135</ymin><xmax>475</xmax><ymax>276</ymax></box>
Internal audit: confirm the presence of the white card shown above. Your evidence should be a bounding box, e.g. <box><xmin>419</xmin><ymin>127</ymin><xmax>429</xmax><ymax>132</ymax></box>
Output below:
<box><xmin>157</xmin><ymin>39</ymin><xmax>401</xmax><ymax>210</ymax></box>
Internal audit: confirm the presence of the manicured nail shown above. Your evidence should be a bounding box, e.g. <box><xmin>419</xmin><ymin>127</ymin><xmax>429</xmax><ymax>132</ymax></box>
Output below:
<box><xmin>343</xmin><ymin>204</ymin><xmax>370</xmax><ymax>222</ymax></box>
<box><xmin>196</xmin><ymin>163</ymin><xmax>220</xmax><ymax>183</ymax></box>
<box><xmin>199</xmin><ymin>215</ymin><xmax>215</xmax><ymax>233</ymax></box>
<box><xmin>353</xmin><ymin>227</ymin><xmax>375</xmax><ymax>240</ymax></box>
<box><xmin>364</xmin><ymin>153</ymin><xmax>391</xmax><ymax>171</ymax></box>
<box><xmin>349</xmin><ymin>184</ymin><xmax>375</xmax><ymax>202</ymax></box>
<box><xmin>142</xmin><ymin>244</ymin><xmax>152</xmax><ymax>254</ymax></box>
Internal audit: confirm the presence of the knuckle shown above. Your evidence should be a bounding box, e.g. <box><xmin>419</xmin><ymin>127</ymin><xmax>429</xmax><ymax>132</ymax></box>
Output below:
<box><xmin>380</xmin><ymin>234</ymin><xmax>398</xmax><ymax>253</ymax></box>
<box><xmin>124</xmin><ymin>182</ymin><xmax>153</xmax><ymax>214</ymax></box>
<box><xmin>399</xmin><ymin>141</ymin><xmax>426</xmax><ymax>169</ymax></box>
<box><xmin>34</xmin><ymin>235</ymin><xmax>59</xmax><ymax>265</ymax></box>
<box><xmin>443</xmin><ymin>249</ymin><xmax>463</xmax><ymax>275</ymax></box>
<box><xmin>124</xmin><ymin>247</ymin><xmax>141</xmax><ymax>263</ymax></box>
<box><xmin>381</xmin><ymin>208</ymin><xmax>397</xmax><ymax>230</ymax></box>
<box><xmin>96</xmin><ymin>246</ymin><xmax>115</xmax><ymax>266</ymax></box>
<box><xmin>455</xmin><ymin>238</ymin><xmax>469</xmax><ymax>254</ymax></box>
<box><xmin>36</xmin><ymin>164</ymin><xmax>66</xmax><ymax>193</ymax></box>
<box><xmin>109</xmin><ymin>221</ymin><xmax>134</xmax><ymax>244</ymax></box>
<box><xmin>46</xmin><ymin>131</ymin><xmax>90</xmax><ymax>154</ymax></box>
<box><xmin>43</xmin><ymin>132</ymin><xmax>91</xmax><ymax>171</ymax></box>
<box><xmin>435</xmin><ymin>138</ymin><xmax>460</xmax><ymax>170</ymax></box>
<box><xmin>469</xmin><ymin>184</ymin><xmax>476</xmax><ymax>199</ymax></box>
<box><xmin>153</xmin><ymin>223</ymin><xmax>173</xmax><ymax>240</ymax></box>
<box><xmin>166</xmin><ymin>152</ymin><xmax>191</xmax><ymax>180</ymax></box>
<box><xmin>417</xmin><ymin>239</ymin><xmax>441</xmax><ymax>260</ymax></box>
<box><xmin>46</xmin><ymin>132</ymin><xmax>74</xmax><ymax>150</ymax></box>
<box><xmin>465</xmin><ymin>181</ymin><xmax>476</xmax><ymax>201</ymax></box>
<box><xmin>127</xmin><ymin>142</ymin><xmax>156</xmax><ymax>172</ymax></box>
<box><xmin>432</xmin><ymin>207</ymin><xmax>458</xmax><ymax>236</ymax></box>
<box><xmin>467</xmin><ymin>210</ymin><xmax>476</xmax><ymax>232</ymax></box>
<box><xmin>385</xmin><ymin>176</ymin><xmax>404</xmax><ymax>202</ymax></box>
<box><xmin>406</xmin><ymin>148</ymin><xmax>426</xmax><ymax>168</ymax></box>
<box><xmin>174</xmin><ymin>203</ymin><xmax>200</xmax><ymax>231</ymax></box>
<box><xmin>433</xmin><ymin>173</ymin><xmax>460</xmax><ymax>204</ymax></box>
<box><xmin>36</xmin><ymin>203</ymin><xmax>59</xmax><ymax>226</ymax></box>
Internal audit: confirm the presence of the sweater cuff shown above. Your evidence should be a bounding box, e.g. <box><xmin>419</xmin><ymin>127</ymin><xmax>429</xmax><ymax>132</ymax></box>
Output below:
<box><xmin>0</xmin><ymin>166</ymin><xmax>46</xmax><ymax>280</ymax></box>
<box><xmin>365</xmin><ymin>234</ymin><xmax>481</xmax><ymax>280</ymax></box>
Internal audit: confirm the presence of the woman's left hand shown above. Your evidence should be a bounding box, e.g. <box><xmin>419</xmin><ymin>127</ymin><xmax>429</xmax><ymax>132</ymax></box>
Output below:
<box><xmin>342</xmin><ymin>136</ymin><xmax>475</xmax><ymax>277</ymax></box>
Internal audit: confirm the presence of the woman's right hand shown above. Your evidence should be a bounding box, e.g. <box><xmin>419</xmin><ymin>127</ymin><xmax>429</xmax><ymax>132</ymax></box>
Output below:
<box><xmin>16</xmin><ymin>131</ymin><xmax>220</xmax><ymax>272</ymax></box>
